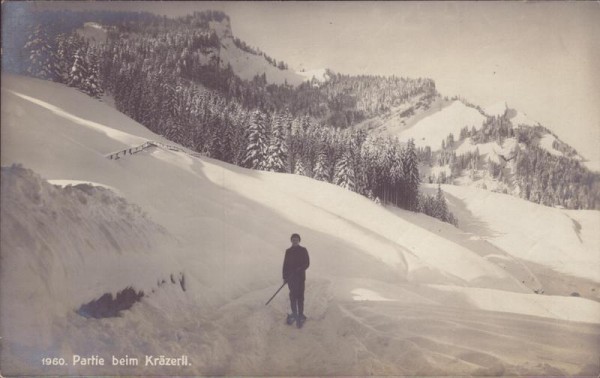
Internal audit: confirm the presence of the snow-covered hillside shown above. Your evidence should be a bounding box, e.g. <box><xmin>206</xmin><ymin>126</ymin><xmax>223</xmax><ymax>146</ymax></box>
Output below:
<box><xmin>2</xmin><ymin>75</ymin><xmax>599</xmax><ymax>376</ymax></box>
<box><xmin>208</xmin><ymin>18</ymin><xmax>305</xmax><ymax>86</ymax></box>
<box><xmin>398</xmin><ymin>100</ymin><xmax>487</xmax><ymax>149</ymax></box>
<box><xmin>484</xmin><ymin>101</ymin><xmax>587</xmax><ymax>160</ymax></box>
<box><xmin>371</xmin><ymin>95</ymin><xmax>598</xmax><ymax>203</ymax></box>
<box><xmin>362</xmin><ymin>98</ymin><xmax>486</xmax><ymax>150</ymax></box>
<box><xmin>210</xmin><ymin>17</ymin><xmax>328</xmax><ymax>86</ymax></box>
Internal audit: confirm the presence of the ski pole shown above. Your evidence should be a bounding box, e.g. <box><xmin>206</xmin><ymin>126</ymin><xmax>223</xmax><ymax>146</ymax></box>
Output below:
<box><xmin>265</xmin><ymin>281</ymin><xmax>287</xmax><ymax>306</ymax></box>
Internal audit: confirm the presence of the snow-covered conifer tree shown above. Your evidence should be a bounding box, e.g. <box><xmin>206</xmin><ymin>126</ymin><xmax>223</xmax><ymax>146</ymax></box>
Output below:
<box><xmin>359</xmin><ymin>136</ymin><xmax>383</xmax><ymax>200</ymax></box>
<box><xmin>381</xmin><ymin>139</ymin><xmax>403</xmax><ymax>204</ymax></box>
<box><xmin>333</xmin><ymin>151</ymin><xmax>356</xmax><ymax>191</ymax></box>
<box><xmin>68</xmin><ymin>48</ymin><xmax>88</xmax><ymax>90</ymax></box>
<box><xmin>288</xmin><ymin>115</ymin><xmax>308</xmax><ymax>173</ymax></box>
<box><xmin>281</xmin><ymin>109</ymin><xmax>293</xmax><ymax>138</ymax></box>
<box><xmin>54</xmin><ymin>34</ymin><xmax>72</xmax><ymax>84</ymax></box>
<box><xmin>232</xmin><ymin>109</ymin><xmax>251</xmax><ymax>166</ymax></box>
<box><xmin>220</xmin><ymin>111</ymin><xmax>236</xmax><ymax>164</ymax></box>
<box><xmin>291</xmin><ymin>116</ymin><xmax>304</xmax><ymax>136</ymax></box>
<box><xmin>434</xmin><ymin>184</ymin><xmax>449</xmax><ymax>221</ymax></box>
<box><xmin>294</xmin><ymin>159</ymin><xmax>308</xmax><ymax>176</ymax></box>
<box><xmin>24</xmin><ymin>25</ymin><xmax>56</xmax><ymax>80</ymax></box>
<box><xmin>85</xmin><ymin>50</ymin><xmax>104</xmax><ymax>99</ymax></box>
<box><xmin>313</xmin><ymin>149</ymin><xmax>331</xmax><ymax>182</ymax></box>
<box><xmin>243</xmin><ymin>110</ymin><xmax>269</xmax><ymax>170</ymax></box>
<box><xmin>418</xmin><ymin>193</ymin><xmax>436</xmax><ymax>216</ymax></box>
<box><xmin>402</xmin><ymin>139</ymin><xmax>420</xmax><ymax>210</ymax></box>
<box><xmin>264</xmin><ymin>112</ymin><xmax>288</xmax><ymax>172</ymax></box>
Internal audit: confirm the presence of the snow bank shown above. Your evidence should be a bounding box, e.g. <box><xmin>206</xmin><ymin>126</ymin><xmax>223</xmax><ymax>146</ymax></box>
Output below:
<box><xmin>1</xmin><ymin>165</ymin><xmax>182</xmax><ymax>348</ymax></box>
<box><xmin>263</xmin><ymin>170</ymin><xmax>525</xmax><ymax>288</ymax></box>
<box><xmin>48</xmin><ymin>179</ymin><xmax>121</xmax><ymax>193</ymax></box>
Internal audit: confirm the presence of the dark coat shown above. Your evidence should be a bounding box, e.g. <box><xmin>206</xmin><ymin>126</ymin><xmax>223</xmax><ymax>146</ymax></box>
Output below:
<box><xmin>282</xmin><ymin>245</ymin><xmax>310</xmax><ymax>282</ymax></box>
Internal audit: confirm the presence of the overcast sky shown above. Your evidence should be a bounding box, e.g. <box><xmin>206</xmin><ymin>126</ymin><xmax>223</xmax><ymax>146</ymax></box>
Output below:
<box><xmin>29</xmin><ymin>1</ymin><xmax>600</xmax><ymax>162</ymax></box>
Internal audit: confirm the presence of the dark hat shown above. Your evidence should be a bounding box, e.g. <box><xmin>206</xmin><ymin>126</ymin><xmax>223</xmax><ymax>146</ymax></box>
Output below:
<box><xmin>290</xmin><ymin>233</ymin><xmax>301</xmax><ymax>241</ymax></box>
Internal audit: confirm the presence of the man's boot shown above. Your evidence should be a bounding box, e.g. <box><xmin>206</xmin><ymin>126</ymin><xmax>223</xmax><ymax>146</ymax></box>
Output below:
<box><xmin>296</xmin><ymin>299</ymin><xmax>306</xmax><ymax>328</ymax></box>
<box><xmin>287</xmin><ymin>296</ymin><xmax>297</xmax><ymax>325</ymax></box>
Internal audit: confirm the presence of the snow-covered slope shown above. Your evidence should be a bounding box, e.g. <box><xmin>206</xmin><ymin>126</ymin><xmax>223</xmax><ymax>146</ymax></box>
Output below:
<box><xmin>2</xmin><ymin>75</ymin><xmax>599</xmax><ymax>376</ymax></box>
<box><xmin>484</xmin><ymin>101</ymin><xmax>540</xmax><ymax>127</ymax></box>
<box><xmin>400</xmin><ymin>100</ymin><xmax>487</xmax><ymax>149</ymax></box>
<box><xmin>408</xmin><ymin>98</ymin><xmax>595</xmax><ymax>198</ymax></box>
<box><xmin>209</xmin><ymin>18</ymin><xmax>305</xmax><ymax>86</ymax></box>
<box><xmin>1</xmin><ymin>165</ymin><xmax>181</xmax><ymax>335</ymax></box>
<box><xmin>372</xmin><ymin>100</ymin><xmax>487</xmax><ymax>149</ymax></box>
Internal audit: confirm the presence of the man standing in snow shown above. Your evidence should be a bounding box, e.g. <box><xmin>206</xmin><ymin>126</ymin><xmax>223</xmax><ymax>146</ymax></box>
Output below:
<box><xmin>283</xmin><ymin>233</ymin><xmax>310</xmax><ymax>327</ymax></box>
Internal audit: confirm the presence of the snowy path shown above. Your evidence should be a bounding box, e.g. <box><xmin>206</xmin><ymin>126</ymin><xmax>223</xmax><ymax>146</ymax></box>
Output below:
<box><xmin>440</xmin><ymin>186</ymin><xmax>600</xmax><ymax>300</ymax></box>
<box><xmin>180</xmin><ymin>277</ymin><xmax>600</xmax><ymax>376</ymax></box>
<box><xmin>208</xmin><ymin>279</ymin><xmax>337</xmax><ymax>375</ymax></box>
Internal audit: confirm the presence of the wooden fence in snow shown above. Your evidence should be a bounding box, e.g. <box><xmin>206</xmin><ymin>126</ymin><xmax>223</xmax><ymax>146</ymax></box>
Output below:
<box><xmin>106</xmin><ymin>141</ymin><xmax>206</xmax><ymax>160</ymax></box>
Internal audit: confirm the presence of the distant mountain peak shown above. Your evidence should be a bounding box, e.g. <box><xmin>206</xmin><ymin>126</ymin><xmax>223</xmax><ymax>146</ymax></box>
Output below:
<box><xmin>198</xmin><ymin>14</ymin><xmax>305</xmax><ymax>86</ymax></box>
